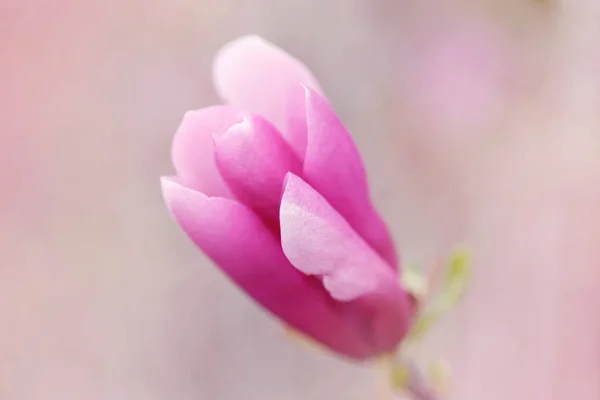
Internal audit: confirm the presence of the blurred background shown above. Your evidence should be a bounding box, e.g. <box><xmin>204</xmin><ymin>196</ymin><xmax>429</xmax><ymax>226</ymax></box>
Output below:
<box><xmin>4</xmin><ymin>1</ymin><xmax>594</xmax><ymax>399</ymax></box>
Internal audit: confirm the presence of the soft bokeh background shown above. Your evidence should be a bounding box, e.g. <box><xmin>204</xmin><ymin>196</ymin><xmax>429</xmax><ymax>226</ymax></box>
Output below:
<box><xmin>4</xmin><ymin>1</ymin><xmax>600</xmax><ymax>399</ymax></box>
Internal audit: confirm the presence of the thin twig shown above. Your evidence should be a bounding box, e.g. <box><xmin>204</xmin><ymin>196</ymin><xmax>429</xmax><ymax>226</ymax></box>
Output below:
<box><xmin>403</xmin><ymin>361</ymin><xmax>439</xmax><ymax>400</ymax></box>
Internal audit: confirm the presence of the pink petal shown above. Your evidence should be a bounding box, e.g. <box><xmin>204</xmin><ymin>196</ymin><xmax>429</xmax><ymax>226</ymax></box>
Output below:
<box><xmin>212</xmin><ymin>35</ymin><xmax>322</xmax><ymax>159</ymax></box>
<box><xmin>171</xmin><ymin>106</ymin><xmax>242</xmax><ymax>198</ymax></box>
<box><xmin>161</xmin><ymin>177</ymin><xmax>389</xmax><ymax>359</ymax></box>
<box><xmin>280</xmin><ymin>173</ymin><xmax>411</xmax><ymax>352</ymax></box>
<box><xmin>302</xmin><ymin>86</ymin><xmax>398</xmax><ymax>267</ymax></box>
<box><xmin>213</xmin><ymin>114</ymin><xmax>301</xmax><ymax>222</ymax></box>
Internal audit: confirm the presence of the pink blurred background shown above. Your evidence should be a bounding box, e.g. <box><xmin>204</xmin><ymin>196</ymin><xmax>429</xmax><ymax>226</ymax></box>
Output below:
<box><xmin>5</xmin><ymin>1</ymin><xmax>600</xmax><ymax>400</ymax></box>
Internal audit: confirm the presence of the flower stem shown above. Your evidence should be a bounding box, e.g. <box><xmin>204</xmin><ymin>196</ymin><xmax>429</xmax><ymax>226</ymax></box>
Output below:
<box><xmin>378</xmin><ymin>357</ymin><xmax>441</xmax><ymax>400</ymax></box>
<box><xmin>403</xmin><ymin>361</ymin><xmax>440</xmax><ymax>400</ymax></box>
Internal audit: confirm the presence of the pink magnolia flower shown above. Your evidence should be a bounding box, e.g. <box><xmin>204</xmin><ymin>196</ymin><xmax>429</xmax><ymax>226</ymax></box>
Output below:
<box><xmin>161</xmin><ymin>35</ymin><xmax>413</xmax><ymax>360</ymax></box>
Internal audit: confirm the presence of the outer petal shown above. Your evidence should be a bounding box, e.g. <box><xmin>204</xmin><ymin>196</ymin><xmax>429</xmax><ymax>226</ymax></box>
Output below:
<box><xmin>280</xmin><ymin>174</ymin><xmax>412</xmax><ymax>353</ymax></box>
<box><xmin>161</xmin><ymin>177</ymin><xmax>388</xmax><ymax>359</ymax></box>
<box><xmin>302</xmin><ymin>86</ymin><xmax>398</xmax><ymax>267</ymax></box>
<box><xmin>212</xmin><ymin>35</ymin><xmax>322</xmax><ymax>159</ymax></box>
<box><xmin>171</xmin><ymin>106</ymin><xmax>242</xmax><ymax>197</ymax></box>
<box><xmin>213</xmin><ymin>114</ymin><xmax>301</xmax><ymax>222</ymax></box>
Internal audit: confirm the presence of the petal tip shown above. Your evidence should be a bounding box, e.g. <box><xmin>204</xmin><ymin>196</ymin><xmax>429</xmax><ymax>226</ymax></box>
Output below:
<box><xmin>161</xmin><ymin>176</ymin><xmax>182</xmax><ymax>202</ymax></box>
<box><xmin>215</xmin><ymin>115</ymin><xmax>253</xmax><ymax>144</ymax></box>
<box><xmin>160</xmin><ymin>175</ymin><xmax>181</xmax><ymax>193</ymax></box>
<box><xmin>303</xmin><ymin>84</ymin><xmax>327</xmax><ymax>107</ymax></box>
<box><xmin>298</xmin><ymin>81</ymin><xmax>310</xmax><ymax>95</ymax></box>
<box><xmin>181</xmin><ymin>109</ymin><xmax>198</xmax><ymax>123</ymax></box>
<box><xmin>299</xmin><ymin>82</ymin><xmax>318</xmax><ymax>104</ymax></box>
<box><xmin>212</xmin><ymin>35</ymin><xmax>281</xmax><ymax>96</ymax></box>
<box><xmin>282</xmin><ymin>171</ymin><xmax>301</xmax><ymax>194</ymax></box>
<box><xmin>161</xmin><ymin>176</ymin><xmax>207</xmax><ymax>211</ymax></box>
<box><xmin>218</xmin><ymin>34</ymin><xmax>271</xmax><ymax>55</ymax></box>
<box><xmin>280</xmin><ymin>172</ymin><xmax>295</xmax><ymax>212</ymax></box>
<box><xmin>160</xmin><ymin>176</ymin><xmax>182</xmax><ymax>215</ymax></box>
